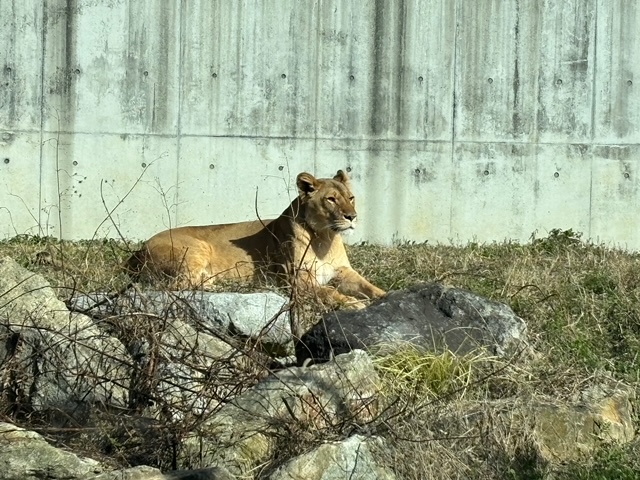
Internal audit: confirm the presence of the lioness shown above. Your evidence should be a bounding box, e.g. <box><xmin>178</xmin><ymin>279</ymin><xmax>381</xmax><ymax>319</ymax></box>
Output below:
<box><xmin>126</xmin><ymin>170</ymin><xmax>385</xmax><ymax>309</ymax></box>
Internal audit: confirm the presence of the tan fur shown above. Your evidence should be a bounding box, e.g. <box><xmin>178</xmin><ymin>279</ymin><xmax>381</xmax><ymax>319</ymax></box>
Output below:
<box><xmin>126</xmin><ymin>170</ymin><xmax>385</xmax><ymax>309</ymax></box>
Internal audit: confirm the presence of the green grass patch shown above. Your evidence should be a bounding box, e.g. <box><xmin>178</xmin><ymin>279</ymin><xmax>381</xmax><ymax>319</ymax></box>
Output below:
<box><xmin>553</xmin><ymin>443</ymin><xmax>640</xmax><ymax>480</ymax></box>
<box><xmin>373</xmin><ymin>345</ymin><xmax>481</xmax><ymax>400</ymax></box>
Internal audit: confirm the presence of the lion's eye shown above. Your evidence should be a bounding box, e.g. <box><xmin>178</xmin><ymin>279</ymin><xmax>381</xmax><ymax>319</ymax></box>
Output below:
<box><xmin>327</xmin><ymin>196</ymin><xmax>336</xmax><ymax>203</ymax></box>
<box><xmin>349</xmin><ymin>196</ymin><xmax>355</xmax><ymax>203</ymax></box>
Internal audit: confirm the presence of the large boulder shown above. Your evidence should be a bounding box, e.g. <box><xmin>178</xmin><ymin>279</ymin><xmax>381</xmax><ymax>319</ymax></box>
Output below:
<box><xmin>0</xmin><ymin>257</ymin><xmax>131</xmax><ymax>422</ymax></box>
<box><xmin>381</xmin><ymin>380</ymin><xmax>636</xmax><ymax>477</ymax></box>
<box><xmin>296</xmin><ymin>283</ymin><xmax>528</xmax><ymax>364</ymax></box>
<box><xmin>72</xmin><ymin>290</ymin><xmax>292</xmax><ymax>353</ymax></box>
<box><xmin>0</xmin><ymin>422</ymin><xmax>104</xmax><ymax>479</ymax></box>
<box><xmin>180</xmin><ymin>350</ymin><xmax>381</xmax><ymax>476</ymax></box>
<box><xmin>267</xmin><ymin>435</ymin><xmax>396</xmax><ymax>480</ymax></box>
<box><xmin>95</xmin><ymin>466</ymin><xmax>236</xmax><ymax>480</ymax></box>
<box><xmin>533</xmin><ymin>381</ymin><xmax>635</xmax><ymax>462</ymax></box>
<box><xmin>71</xmin><ymin>290</ymin><xmax>285</xmax><ymax>417</ymax></box>
<box><xmin>0</xmin><ymin>422</ymin><xmax>236</xmax><ymax>480</ymax></box>
<box><xmin>121</xmin><ymin>315</ymin><xmax>243</xmax><ymax>418</ymax></box>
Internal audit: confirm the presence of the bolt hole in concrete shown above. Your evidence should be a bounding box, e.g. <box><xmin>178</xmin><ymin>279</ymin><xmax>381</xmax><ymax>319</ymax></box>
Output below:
<box><xmin>349</xmin><ymin>75</ymin><xmax>355</xmax><ymax>81</ymax></box>
<box><xmin>209</xmin><ymin>164</ymin><xmax>214</xmax><ymax>169</ymax></box>
<box><xmin>346</xmin><ymin>166</ymin><xmax>352</xmax><ymax>172</ymax></box>
<box><xmin>624</xmin><ymin>172</ymin><xmax>630</xmax><ymax>179</ymax></box>
<box><xmin>487</xmin><ymin>77</ymin><xmax>493</xmax><ymax>84</ymax></box>
<box><xmin>143</xmin><ymin>71</ymin><xmax>149</xmax><ymax>77</ymax></box>
<box><xmin>73</xmin><ymin>161</ymin><xmax>78</xmax><ymax>166</ymax></box>
<box><xmin>628</xmin><ymin>80</ymin><xmax>633</xmax><ymax>86</ymax></box>
<box><xmin>278</xmin><ymin>165</ymin><xmax>284</xmax><ymax>171</ymax></box>
<box><xmin>418</xmin><ymin>76</ymin><xmax>424</xmax><ymax>82</ymax></box>
<box><xmin>556</xmin><ymin>78</ymin><xmax>563</xmax><ymax>85</ymax></box>
<box><xmin>212</xmin><ymin>72</ymin><xmax>217</xmax><ymax>78</ymax></box>
<box><xmin>3</xmin><ymin>158</ymin><xmax>9</xmax><ymax>164</ymax></box>
<box><xmin>281</xmin><ymin>73</ymin><xmax>286</xmax><ymax>79</ymax></box>
<box><xmin>483</xmin><ymin>170</ymin><xmax>490</xmax><ymax>176</ymax></box>
<box><xmin>74</xmin><ymin>69</ymin><xmax>81</xmax><ymax>75</ymax></box>
<box><xmin>554</xmin><ymin>172</ymin><xmax>560</xmax><ymax>178</ymax></box>
<box><xmin>141</xmin><ymin>163</ymin><xmax>147</xmax><ymax>168</ymax></box>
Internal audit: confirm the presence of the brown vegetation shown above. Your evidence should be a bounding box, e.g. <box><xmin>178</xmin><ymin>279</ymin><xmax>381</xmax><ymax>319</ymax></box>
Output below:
<box><xmin>0</xmin><ymin>228</ymin><xmax>639</xmax><ymax>478</ymax></box>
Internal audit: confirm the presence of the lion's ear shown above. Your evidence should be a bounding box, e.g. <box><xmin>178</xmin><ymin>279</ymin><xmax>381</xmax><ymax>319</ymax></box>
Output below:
<box><xmin>333</xmin><ymin>169</ymin><xmax>350</xmax><ymax>184</ymax></box>
<box><xmin>296</xmin><ymin>172</ymin><xmax>317</xmax><ymax>196</ymax></box>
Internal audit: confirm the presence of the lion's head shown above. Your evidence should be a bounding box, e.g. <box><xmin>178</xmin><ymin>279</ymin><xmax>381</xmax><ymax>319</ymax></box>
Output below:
<box><xmin>296</xmin><ymin>170</ymin><xmax>357</xmax><ymax>235</ymax></box>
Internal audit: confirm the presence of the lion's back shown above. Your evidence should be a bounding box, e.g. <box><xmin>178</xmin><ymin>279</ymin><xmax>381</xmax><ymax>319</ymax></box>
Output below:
<box><xmin>129</xmin><ymin>220</ymin><xmax>276</xmax><ymax>283</ymax></box>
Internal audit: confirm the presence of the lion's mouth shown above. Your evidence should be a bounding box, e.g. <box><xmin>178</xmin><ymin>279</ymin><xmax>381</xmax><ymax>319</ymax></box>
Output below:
<box><xmin>333</xmin><ymin>222</ymin><xmax>356</xmax><ymax>233</ymax></box>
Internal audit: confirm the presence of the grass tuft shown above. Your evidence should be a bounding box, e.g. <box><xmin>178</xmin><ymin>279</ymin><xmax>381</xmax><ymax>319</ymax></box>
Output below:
<box><xmin>373</xmin><ymin>345</ymin><xmax>480</xmax><ymax>401</ymax></box>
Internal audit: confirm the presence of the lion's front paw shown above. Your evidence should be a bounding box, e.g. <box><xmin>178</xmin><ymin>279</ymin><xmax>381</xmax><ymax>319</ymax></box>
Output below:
<box><xmin>371</xmin><ymin>286</ymin><xmax>386</xmax><ymax>299</ymax></box>
<box><xmin>342</xmin><ymin>296</ymin><xmax>368</xmax><ymax>310</ymax></box>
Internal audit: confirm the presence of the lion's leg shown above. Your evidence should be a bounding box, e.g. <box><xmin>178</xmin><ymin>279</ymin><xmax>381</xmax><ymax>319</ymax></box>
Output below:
<box><xmin>182</xmin><ymin>254</ymin><xmax>228</xmax><ymax>290</ymax></box>
<box><xmin>152</xmin><ymin>242</ymin><xmax>215</xmax><ymax>290</ymax></box>
<box><xmin>332</xmin><ymin>267</ymin><xmax>386</xmax><ymax>300</ymax></box>
<box><xmin>170</xmin><ymin>268</ymin><xmax>212</xmax><ymax>290</ymax></box>
<box><xmin>293</xmin><ymin>270</ymin><xmax>367</xmax><ymax>310</ymax></box>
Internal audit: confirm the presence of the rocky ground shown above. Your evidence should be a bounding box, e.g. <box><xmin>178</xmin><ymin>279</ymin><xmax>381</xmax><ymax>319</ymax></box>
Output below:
<box><xmin>1</xmin><ymin>232</ymin><xmax>639</xmax><ymax>479</ymax></box>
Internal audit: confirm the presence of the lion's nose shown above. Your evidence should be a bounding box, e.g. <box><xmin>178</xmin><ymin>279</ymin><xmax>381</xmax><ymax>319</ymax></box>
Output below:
<box><xmin>344</xmin><ymin>213</ymin><xmax>356</xmax><ymax>222</ymax></box>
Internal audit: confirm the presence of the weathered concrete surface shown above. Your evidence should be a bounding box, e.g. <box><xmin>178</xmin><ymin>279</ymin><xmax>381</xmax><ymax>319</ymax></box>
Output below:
<box><xmin>2</xmin><ymin>1</ymin><xmax>640</xmax><ymax>249</ymax></box>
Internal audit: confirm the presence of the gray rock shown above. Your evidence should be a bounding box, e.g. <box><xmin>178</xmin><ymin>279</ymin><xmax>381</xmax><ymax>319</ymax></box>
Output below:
<box><xmin>296</xmin><ymin>283</ymin><xmax>528</xmax><ymax>365</ymax></box>
<box><xmin>0</xmin><ymin>257</ymin><xmax>130</xmax><ymax>422</ymax></box>
<box><xmin>72</xmin><ymin>290</ymin><xmax>286</xmax><ymax>418</ymax></box>
<box><xmin>532</xmin><ymin>381</ymin><xmax>635</xmax><ymax>462</ymax></box>
<box><xmin>433</xmin><ymin>382</ymin><xmax>635</xmax><ymax>465</ymax></box>
<box><xmin>93</xmin><ymin>466</ymin><xmax>164</xmax><ymax>480</ymax></box>
<box><xmin>0</xmin><ymin>422</ymin><xmax>103</xmax><ymax>479</ymax></box>
<box><xmin>268</xmin><ymin>435</ymin><xmax>396</xmax><ymax>480</ymax></box>
<box><xmin>180</xmin><ymin>350</ymin><xmax>380</xmax><ymax>476</ymax></box>
<box><xmin>163</xmin><ymin>467</ymin><xmax>236</xmax><ymax>480</ymax></box>
<box><xmin>0</xmin><ymin>422</ymin><xmax>237</xmax><ymax>480</ymax></box>
<box><xmin>72</xmin><ymin>290</ymin><xmax>291</xmax><ymax>351</ymax></box>
<box><xmin>129</xmin><ymin>317</ymin><xmax>237</xmax><ymax>419</ymax></box>
<box><xmin>95</xmin><ymin>466</ymin><xmax>236</xmax><ymax>480</ymax></box>
<box><xmin>433</xmin><ymin>284</ymin><xmax>527</xmax><ymax>356</ymax></box>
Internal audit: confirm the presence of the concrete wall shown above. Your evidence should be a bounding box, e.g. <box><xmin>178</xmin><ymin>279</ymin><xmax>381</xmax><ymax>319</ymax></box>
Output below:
<box><xmin>1</xmin><ymin>0</ymin><xmax>639</xmax><ymax>247</ymax></box>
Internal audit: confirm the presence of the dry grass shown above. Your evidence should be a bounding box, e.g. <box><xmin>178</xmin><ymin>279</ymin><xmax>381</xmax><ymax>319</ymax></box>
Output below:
<box><xmin>0</xmin><ymin>235</ymin><xmax>135</xmax><ymax>294</ymax></box>
<box><xmin>1</xmin><ymin>229</ymin><xmax>639</xmax><ymax>478</ymax></box>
